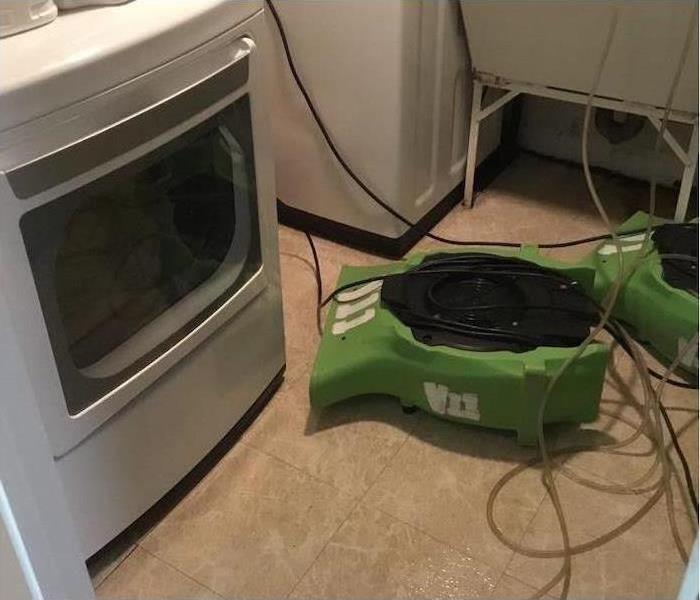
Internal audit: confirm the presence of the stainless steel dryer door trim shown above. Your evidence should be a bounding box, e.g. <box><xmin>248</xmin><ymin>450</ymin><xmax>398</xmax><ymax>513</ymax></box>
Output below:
<box><xmin>6</xmin><ymin>56</ymin><xmax>249</xmax><ymax>199</ymax></box>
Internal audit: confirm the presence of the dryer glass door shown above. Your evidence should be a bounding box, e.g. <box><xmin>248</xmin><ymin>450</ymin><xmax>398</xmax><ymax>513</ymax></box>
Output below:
<box><xmin>20</xmin><ymin>94</ymin><xmax>261</xmax><ymax>416</ymax></box>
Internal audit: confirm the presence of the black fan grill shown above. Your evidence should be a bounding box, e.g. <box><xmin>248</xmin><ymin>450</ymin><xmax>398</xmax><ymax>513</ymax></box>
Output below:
<box><xmin>381</xmin><ymin>252</ymin><xmax>599</xmax><ymax>352</ymax></box>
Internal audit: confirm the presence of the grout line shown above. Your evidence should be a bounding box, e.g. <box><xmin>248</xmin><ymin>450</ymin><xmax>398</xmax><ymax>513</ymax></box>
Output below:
<box><xmin>280</xmin><ymin>249</ymin><xmax>316</xmax><ymax>274</ymax></box>
<box><xmin>102</xmin><ymin>439</ymin><xmax>354</xmax><ymax>600</ymax></box>
<box><xmin>486</xmin><ymin>436</ymin><xmax>558</xmax><ymax>587</ymax></box>
<box><xmin>284</xmin><ymin>433</ymin><xmax>413</xmax><ymax>599</ymax></box>
<box><xmin>358</xmin><ymin>428</ymin><xmax>551</xmax><ymax>592</ymax></box>
<box><xmin>283</xmin><ymin>496</ymin><xmax>363</xmax><ymax>599</ymax></box>
<box><xmin>506</xmin><ymin>572</ymin><xmax>557</xmax><ymax>599</ymax></box>
<box><xmin>500</xmin><ymin>479</ymin><xmax>551</xmax><ymax>582</ymax></box>
<box><xmin>136</xmin><ymin>545</ymin><xmax>225</xmax><ymax>599</ymax></box>
<box><xmin>368</xmin><ymin>502</ymin><xmax>500</xmax><ymax>584</ymax></box>
<box><xmin>500</xmin><ymin>469</ymin><xmax>575</xmax><ymax>600</ymax></box>
<box><xmin>238</xmin><ymin>422</ymin><xmax>403</xmax><ymax>499</ymax></box>
<box><xmin>92</xmin><ymin>543</ymin><xmax>140</xmax><ymax>593</ymax></box>
<box><xmin>489</xmin><ymin>560</ymin><xmax>514</xmax><ymax>596</ymax></box>
<box><xmin>498</xmin><ymin>431</ymin><xmax>583</xmax><ymax>588</ymax></box>
<box><xmin>237</xmin><ymin>439</ymin><xmax>353</xmax><ymax>494</ymax></box>
<box><xmin>279</xmin><ymin>225</ymin><xmax>377</xmax><ymax>266</ymax></box>
<box><xmin>92</xmin><ymin>448</ymin><xmax>227</xmax><ymax>593</ymax></box>
<box><xmin>276</xmin><ymin>361</ymin><xmax>314</xmax><ymax>387</ymax></box>
<box><xmin>240</xmin><ymin>380</ymin><xmax>416</xmax><ymax>499</ymax></box>
<box><xmin>251</xmin><ymin>408</ymin><xmax>540</xmax><ymax>591</ymax></box>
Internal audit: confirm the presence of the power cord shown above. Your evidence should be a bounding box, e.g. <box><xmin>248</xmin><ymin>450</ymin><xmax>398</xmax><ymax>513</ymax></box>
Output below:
<box><xmin>605</xmin><ymin>320</ymin><xmax>699</xmax><ymax>516</ymax></box>
<box><xmin>602</xmin><ymin>320</ymin><xmax>698</xmax><ymax>389</ymax></box>
<box><xmin>303</xmin><ymin>231</ymin><xmax>323</xmax><ymax>336</ymax></box>
<box><xmin>265</xmin><ymin>0</ymin><xmax>673</xmax><ymax>251</ymax></box>
<box><xmin>659</xmin><ymin>401</ymin><xmax>699</xmax><ymax>517</ymax></box>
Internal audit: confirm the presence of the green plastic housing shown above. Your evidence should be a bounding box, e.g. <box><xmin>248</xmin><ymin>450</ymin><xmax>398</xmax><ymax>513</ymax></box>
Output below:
<box><xmin>310</xmin><ymin>247</ymin><xmax>609</xmax><ymax>444</ymax></box>
<box><xmin>579</xmin><ymin>212</ymin><xmax>698</xmax><ymax>377</ymax></box>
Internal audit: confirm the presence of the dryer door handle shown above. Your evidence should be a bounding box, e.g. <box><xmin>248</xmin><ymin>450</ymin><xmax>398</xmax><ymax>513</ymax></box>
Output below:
<box><xmin>6</xmin><ymin>46</ymin><xmax>251</xmax><ymax>199</ymax></box>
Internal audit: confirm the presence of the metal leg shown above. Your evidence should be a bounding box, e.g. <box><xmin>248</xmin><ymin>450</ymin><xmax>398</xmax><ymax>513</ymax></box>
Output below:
<box><xmin>675</xmin><ymin>122</ymin><xmax>699</xmax><ymax>222</ymax></box>
<box><xmin>463</xmin><ymin>80</ymin><xmax>483</xmax><ymax>208</ymax></box>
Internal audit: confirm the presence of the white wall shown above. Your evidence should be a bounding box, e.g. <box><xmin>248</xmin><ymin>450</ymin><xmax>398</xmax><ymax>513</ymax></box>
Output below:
<box><xmin>518</xmin><ymin>97</ymin><xmax>694</xmax><ymax>187</ymax></box>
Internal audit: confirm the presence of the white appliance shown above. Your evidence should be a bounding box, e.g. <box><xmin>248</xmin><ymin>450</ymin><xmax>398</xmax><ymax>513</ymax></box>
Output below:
<box><xmin>458</xmin><ymin>1</ymin><xmax>699</xmax><ymax>218</ymax></box>
<box><xmin>0</xmin><ymin>0</ymin><xmax>285</xmax><ymax>558</ymax></box>
<box><xmin>0</xmin><ymin>0</ymin><xmax>57</xmax><ymax>38</ymax></box>
<box><xmin>56</xmin><ymin>0</ymin><xmax>132</xmax><ymax>9</ymax></box>
<box><xmin>460</xmin><ymin>1</ymin><xmax>698</xmax><ymax>113</ymax></box>
<box><xmin>266</xmin><ymin>0</ymin><xmax>503</xmax><ymax>257</ymax></box>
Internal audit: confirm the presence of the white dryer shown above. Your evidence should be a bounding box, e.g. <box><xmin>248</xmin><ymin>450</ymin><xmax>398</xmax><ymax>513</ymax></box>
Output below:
<box><xmin>265</xmin><ymin>0</ymin><xmax>508</xmax><ymax>257</ymax></box>
<box><xmin>0</xmin><ymin>0</ymin><xmax>285</xmax><ymax>558</ymax></box>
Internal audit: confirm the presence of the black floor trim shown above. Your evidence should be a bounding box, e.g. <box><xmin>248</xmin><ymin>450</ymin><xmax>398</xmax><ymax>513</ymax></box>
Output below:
<box><xmin>86</xmin><ymin>366</ymin><xmax>285</xmax><ymax>568</ymax></box>
<box><xmin>278</xmin><ymin>181</ymin><xmax>460</xmax><ymax>260</ymax></box>
<box><xmin>277</xmin><ymin>91</ymin><xmax>523</xmax><ymax>260</ymax></box>
<box><xmin>278</xmin><ymin>146</ymin><xmax>519</xmax><ymax>259</ymax></box>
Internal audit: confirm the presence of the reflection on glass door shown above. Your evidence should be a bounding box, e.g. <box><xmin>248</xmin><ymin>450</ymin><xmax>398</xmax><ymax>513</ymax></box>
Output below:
<box><xmin>21</xmin><ymin>95</ymin><xmax>261</xmax><ymax>415</ymax></box>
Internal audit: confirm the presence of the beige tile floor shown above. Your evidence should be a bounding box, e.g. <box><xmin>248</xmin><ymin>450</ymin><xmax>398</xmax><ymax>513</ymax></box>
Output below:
<box><xmin>91</xmin><ymin>154</ymin><xmax>698</xmax><ymax>599</ymax></box>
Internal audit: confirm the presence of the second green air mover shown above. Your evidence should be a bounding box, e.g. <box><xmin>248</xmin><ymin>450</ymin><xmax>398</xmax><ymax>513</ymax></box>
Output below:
<box><xmin>582</xmin><ymin>212</ymin><xmax>699</xmax><ymax>378</ymax></box>
<box><xmin>310</xmin><ymin>248</ymin><xmax>610</xmax><ymax>444</ymax></box>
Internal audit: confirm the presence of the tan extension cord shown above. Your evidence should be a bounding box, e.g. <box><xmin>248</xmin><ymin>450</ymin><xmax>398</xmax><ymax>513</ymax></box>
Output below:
<box><xmin>487</xmin><ymin>4</ymin><xmax>697</xmax><ymax>598</ymax></box>
<box><xmin>486</xmin><ymin>333</ymin><xmax>699</xmax><ymax>579</ymax></box>
<box><xmin>484</xmin><ymin>5</ymin><xmax>700</xmax><ymax>598</ymax></box>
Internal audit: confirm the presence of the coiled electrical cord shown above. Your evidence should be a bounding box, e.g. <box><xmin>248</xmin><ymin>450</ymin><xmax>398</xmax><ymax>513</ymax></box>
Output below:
<box><xmin>605</xmin><ymin>321</ymin><xmax>698</xmax><ymax>515</ymax></box>
<box><xmin>521</xmin><ymin>5</ymin><xmax>697</xmax><ymax>594</ymax></box>
<box><xmin>486</xmin><ymin>330</ymin><xmax>699</xmax><ymax>577</ymax></box>
<box><xmin>330</xmin><ymin>252</ymin><xmax>600</xmax><ymax>348</ymax></box>
<box><xmin>490</xmin><ymin>5</ymin><xmax>699</xmax><ymax>596</ymax></box>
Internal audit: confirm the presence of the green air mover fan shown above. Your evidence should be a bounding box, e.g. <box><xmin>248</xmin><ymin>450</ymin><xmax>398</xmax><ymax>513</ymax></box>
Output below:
<box><xmin>582</xmin><ymin>212</ymin><xmax>699</xmax><ymax>378</ymax></box>
<box><xmin>310</xmin><ymin>248</ymin><xmax>609</xmax><ymax>444</ymax></box>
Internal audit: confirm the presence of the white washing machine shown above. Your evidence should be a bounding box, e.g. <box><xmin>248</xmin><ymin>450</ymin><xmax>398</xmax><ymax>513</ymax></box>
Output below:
<box><xmin>0</xmin><ymin>0</ymin><xmax>285</xmax><ymax>558</ymax></box>
<box><xmin>266</xmin><ymin>0</ymin><xmax>506</xmax><ymax>257</ymax></box>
